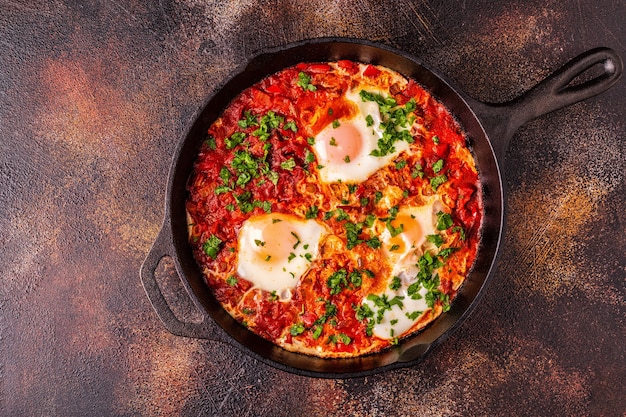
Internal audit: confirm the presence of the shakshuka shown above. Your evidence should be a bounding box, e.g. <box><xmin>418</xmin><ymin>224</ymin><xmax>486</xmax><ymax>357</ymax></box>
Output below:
<box><xmin>186</xmin><ymin>61</ymin><xmax>482</xmax><ymax>358</ymax></box>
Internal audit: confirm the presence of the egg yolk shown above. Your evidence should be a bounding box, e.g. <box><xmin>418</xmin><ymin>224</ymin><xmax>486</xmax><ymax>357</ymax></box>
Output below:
<box><xmin>388</xmin><ymin>214</ymin><xmax>423</xmax><ymax>254</ymax></box>
<box><xmin>318</xmin><ymin>121</ymin><xmax>363</xmax><ymax>165</ymax></box>
<box><xmin>253</xmin><ymin>219</ymin><xmax>299</xmax><ymax>264</ymax></box>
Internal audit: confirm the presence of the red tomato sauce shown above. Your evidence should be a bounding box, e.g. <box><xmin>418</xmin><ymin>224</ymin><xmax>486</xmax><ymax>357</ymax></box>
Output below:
<box><xmin>186</xmin><ymin>61</ymin><xmax>483</xmax><ymax>358</ymax></box>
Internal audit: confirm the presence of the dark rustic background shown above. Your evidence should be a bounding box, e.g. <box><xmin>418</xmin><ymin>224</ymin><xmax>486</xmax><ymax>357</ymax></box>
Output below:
<box><xmin>1</xmin><ymin>0</ymin><xmax>624</xmax><ymax>416</ymax></box>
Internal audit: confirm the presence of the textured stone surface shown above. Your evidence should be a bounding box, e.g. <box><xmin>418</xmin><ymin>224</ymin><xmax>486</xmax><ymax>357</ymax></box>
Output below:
<box><xmin>1</xmin><ymin>0</ymin><xmax>624</xmax><ymax>416</ymax></box>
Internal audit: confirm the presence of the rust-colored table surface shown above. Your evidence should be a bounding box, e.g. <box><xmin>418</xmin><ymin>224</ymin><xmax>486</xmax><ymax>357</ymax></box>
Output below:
<box><xmin>1</xmin><ymin>1</ymin><xmax>625</xmax><ymax>416</ymax></box>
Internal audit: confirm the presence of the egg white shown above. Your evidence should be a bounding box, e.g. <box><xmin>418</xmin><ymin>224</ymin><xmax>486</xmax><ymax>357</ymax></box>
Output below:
<box><xmin>313</xmin><ymin>89</ymin><xmax>410</xmax><ymax>183</ymax></box>
<box><xmin>379</xmin><ymin>198</ymin><xmax>439</xmax><ymax>277</ymax></box>
<box><xmin>362</xmin><ymin>285</ymin><xmax>430</xmax><ymax>340</ymax></box>
<box><xmin>236</xmin><ymin>213</ymin><xmax>327</xmax><ymax>298</ymax></box>
<box><xmin>361</xmin><ymin>197</ymin><xmax>445</xmax><ymax>340</ymax></box>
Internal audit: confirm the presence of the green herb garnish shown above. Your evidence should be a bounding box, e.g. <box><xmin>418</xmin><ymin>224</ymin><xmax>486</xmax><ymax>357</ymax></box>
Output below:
<box><xmin>202</xmin><ymin>234</ymin><xmax>222</xmax><ymax>259</ymax></box>
<box><xmin>436</xmin><ymin>211</ymin><xmax>453</xmax><ymax>230</ymax></box>
<box><xmin>389</xmin><ymin>275</ymin><xmax>401</xmax><ymax>290</ymax></box>
<box><xmin>327</xmin><ymin>269</ymin><xmax>348</xmax><ymax>295</ymax></box>
<box><xmin>426</xmin><ymin>234</ymin><xmax>444</xmax><ymax>247</ymax></box>
<box><xmin>297</xmin><ymin>71</ymin><xmax>316</xmax><ymax>91</ymax></box>
<box><xmin>280</xmin><ymin>158</ymin><xmax>296</xmax><ymax>171</ymax></box>
<box><xmin>430</xmin><ymin>174</ymin><xmax>448</xmax><ymax>190</ymax></box>
<box><xmin>290</xmin><ymin>323</ymin><xmax>305</xmax><ymax>336</ymax></box>
<box><xmin>432</xmin><ymin>159</ymin><xmax>444</xmax><ymax>174</ymax></box>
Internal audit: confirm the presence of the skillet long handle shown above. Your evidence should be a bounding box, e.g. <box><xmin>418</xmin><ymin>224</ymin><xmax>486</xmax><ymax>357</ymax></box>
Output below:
<box><xmin>140</xmin><ymin>221</ymin><xmax>228</xmax><ymax>342</ymax></box>
<box><xmin>473</xmin><ymin>48</ymin><xmax>623</xmax><ymax>161</ymax></box>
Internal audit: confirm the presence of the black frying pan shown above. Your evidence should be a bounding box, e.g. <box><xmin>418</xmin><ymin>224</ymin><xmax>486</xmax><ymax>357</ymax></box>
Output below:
<box><xmin>140</xmin><ymin>38</ymin><xmax>622</xmax><ymax>378</ymax></box>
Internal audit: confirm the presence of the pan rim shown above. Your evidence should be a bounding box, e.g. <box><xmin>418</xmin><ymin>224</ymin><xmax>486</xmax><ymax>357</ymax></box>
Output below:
<box><xmin>162</xmin><ymin>37</ymin><xmax>505</xmax><ymax>378</ymax></box>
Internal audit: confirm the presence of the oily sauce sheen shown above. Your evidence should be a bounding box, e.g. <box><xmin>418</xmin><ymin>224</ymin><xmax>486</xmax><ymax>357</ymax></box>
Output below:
<box><xmin>186</xmin><ymin>61</ymin><xmax>482</xmax><ymax>358</ymax></box>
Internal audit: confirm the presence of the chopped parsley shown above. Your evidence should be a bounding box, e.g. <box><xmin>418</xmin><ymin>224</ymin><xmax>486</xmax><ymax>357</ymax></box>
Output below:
<box><xmin>214</xmin><ymin>184</ymin><xmax>231</xmax><ymax>195</ymax></box>
<box><xmin>327</xmin><ymin>269</ymin><xmax>348</xmax><ymax>295</ymax></box>
<box><xmin>389</xmin><ymin>275</ymin><xmax>401</xmax><ymax>290</ymax></box>
<box><xmin>436</xmin><ymin>211</ymin><xmax>454</xmax><ymax>230</ymax></box>
<box><xmin>335</xmin><ymin>209</ymin><xmax>350</xmax><ymax>221</ymax></box>
<box><xmin>234</xmin><ymin>191</ymin><xmax>270</xmax><ymax>214</ymax></box>
<box><xmin>312</xmin><ymin>326</ymin><xmax>323</xmax><ymax>339</ymax></box>
<box><xmin>366</xmin><ymin>236</ymin><xmax>382</xmax><ymax>249</ymax></box>
<box><xmin>231</xmin><ymin>150</ymin><xmax>260</xmax><ymax>188</ymax></box>
<box><xmin>332</xmin><ymin>119</ymin><xmax>340</xmax><ymax>128</ymax></box>
<box><xmin>411</xmin><ymin>163</ymin><xmax>424</xmax><ymax>179</ymax></box>
<box><xmin>280</xmin><ymin>158</ymin><xmax>296</xmax><ymax>171</ymax></box>
<box><xmin>283</xmin><ymin>120</ymin><xmax>298</xmax><ymax>132</ymax></box>
<box><xmin>260</xmin><ymin>200</ymin><xmax>272</xmax><ymax>213</ymax></box>
<box><xmin>297</xmin><ymin>71</ymin><xmax>316</xmax><ymax>92</ymax></box>
<box><xmin>291</xmin><ymin>232</ymin><xmax>301</xmax><ymax>249</ymax></box>
<box><xmin>204</xmin><ymin>135</ymin><xmax>217</xmax><ymax>150</ymax></box>
<box><xmin>452</xmin><ymin>225</ymin><xmax>466</xmax><ymax>241</ymax></box>
<box><xmin>366</xmin><ymin>293</ymin><xmax>405</xmax><ymax>324</ymax></box>
<box><xmin>266</xmin><ymin>170</ymin><xmax>279</xmax><ymax>186</ymax></box>
<box><xmin>338</xmin><ymin>333</ymin><xmax>352</xmax><ymax>345</ymax></box>
<box><xmin>344</xmin><ymin>222</ymin><xmax>364</xmax><ymax>249</ymax></box>
<box><xmin>407</xmin><ymin>281</ymin><xmax>422</xmax><ymax>299</ymax></box>
<box><xmin>430</xmin><ymin>174</ymin><xmax>448</xmax><ymax>190</ymax></box>
<box><xmin>305</xmin><ymin>150</ymin><xmax>316</xmax><ymax>164</ymax></box>
<box><xmin>432</xmin><ymin>159</ymin><xmax>444</xmax><ymax>174</ymax></box>
<box><xmin>252</xmin><ymin>111</ymin><xmax>284</xmax><ymax>141</ymax></box>
<box><xmin>406</xmin><ymin>310</ymin><xmax>422</xmax><ymax>320</ymax></box>
<box><xmin>226</xmin><ymin>275</ymin><xmax>238</xmax><ymax>286</ymax></box>
<box><xmin>386</xmin><ymin>219</ymin><xmax>404</xmax><ymax>238</ymax></box>
<box><xmin>290</xmin><ymin>323</ymin><xmax>305</xmax><ymax>336</ymax></box>
<box><xmin>238</xmin><ymin>110</ymin><xmax>259</xmax><ymax>129</ymax></box>
<box><xmin>349</xmin><ymin>270</ymin><xmax>363</xmax><ymax>288</ymax></box>
<box><xmin>359</xmin><ymin>91</ymin><xmax>417</xmax><ymax>157</ymax></box>
<box><xmin>326</xmin><ymin>333</ymin><xmax>351</xmax><ymax>345</ymax></box>
<box><xmin>225</xmin><ymin>131</ymin><xmax>246</xmax><ymax>149</ymax></box>
<box><xmin>202</xmin><ymin>234</ymin><xmax>222</xmax><ymax>259</ymax></box>
<box><xmin>439</xmin><ymin>247</ymin><xmax>458</xmax><ymax>259</ymax></box>
<box><xmin>312</xmin><ymin>300</ymin><xmax>338</xmax><ymax>336</ymax></box>
<box><xmin>364</xmin><ymin>214</ymin><xmax>376</xmax><ymax>227</ymax></box>
<box><xmin>305</xmin><ymin>205</ymin><xmax>319</xmax><ymax>219</ymax></box>
<box><xmin>219</xmin><ymin>166</ymin><xmax>231</xmax><ymax>182</ymax></box>
<box><xmin>426</xmin><ymin>234</ymin><xmax>444</xmax><ymax>247</ymax></box>
<box><xmin>354</xmin><ymin>303</ymin><xmax>374</xmax><ymax>321</ymax></box>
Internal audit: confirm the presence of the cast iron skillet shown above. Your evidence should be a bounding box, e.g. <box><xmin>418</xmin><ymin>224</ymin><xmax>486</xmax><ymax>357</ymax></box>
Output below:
<box><xmin>140</xmin><ymin>38</ymin><xmax>622</xmax><ymax>378</ymax></box>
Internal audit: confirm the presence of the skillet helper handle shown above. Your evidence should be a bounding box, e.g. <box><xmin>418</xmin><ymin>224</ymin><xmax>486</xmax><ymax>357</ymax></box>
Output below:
<box><xmin>510</xmin><ymin>48</ymin><xmax>623</xmax><ymax>124</ymax></box>
<box><xmin>140</xmin><ymin>222</ymin><xmax>227</xmax><ymax>342</ymax></box>
<box><xmin>479</xmin><ymin>47</ymin><xmax>623</xmax><ymax>160</ymax></box>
